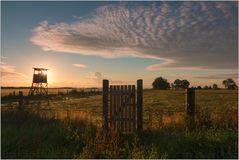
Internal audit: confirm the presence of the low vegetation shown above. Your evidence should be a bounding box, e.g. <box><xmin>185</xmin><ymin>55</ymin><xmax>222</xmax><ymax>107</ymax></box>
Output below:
<box><xmin>1</xmin><ymin>89</ymin><xmax>238</xmax><ymax>158</ymax></box>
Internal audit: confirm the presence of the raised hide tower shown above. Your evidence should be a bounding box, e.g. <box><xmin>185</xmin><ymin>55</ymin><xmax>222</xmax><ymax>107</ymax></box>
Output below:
<box><xmin>28</xmin><ymin>68</ymin><xmax>48</xmax><ymax>96</ymax></box>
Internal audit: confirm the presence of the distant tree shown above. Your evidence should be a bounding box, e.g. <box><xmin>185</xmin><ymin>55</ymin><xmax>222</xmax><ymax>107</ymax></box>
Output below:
<box><xmin>173</xmin><ymin>79</ymin><xmax>181</xmax><ymax>90</ymax></box>
<box><xmin>197</xmin><ymin>86</ymin><xmax>202</xmax><ymax>89</ymax></box>
<box><xmin>203</xmin><ymin>86</ymin><xmax>209</xmax><ymax>89</ymax></box>
<box><xmin>172</xmin><ymin>79</ymin><xmax>190</xmax><ymax>90</ymax></box>
<box><xmin>152</xmin><ymin>77</ymin><xmax>170</xmax><ymax>90</ymax></box>
<box><xmin>69</xmin><ymin>89</ymin><xmax>79</xmax><ymax>95</ymax></box>
<box><xmin>208</xmin><ymin>86</ymin><xmax>212</xmax><ymax>90</ymax></box>
<box><xmin>222</xmin><ymin>78</ymin><xmax>238</xmax><ymax>89</ymax></box>
<box><xmin>212</xmin><ymin>84</ymin><xmax>218</xmax><ymax>90</ymax></box>
<box><xmin>181</xmin><ymin>80</ymin><xmax>190</xmax><ymax>89</ymax></box>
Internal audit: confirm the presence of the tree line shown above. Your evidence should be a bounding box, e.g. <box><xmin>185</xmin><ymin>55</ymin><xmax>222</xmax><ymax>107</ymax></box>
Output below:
<box><xmin>152</xmin><ymin>77</ymin><xmax>238</xmax><ymax>90</ymax></box>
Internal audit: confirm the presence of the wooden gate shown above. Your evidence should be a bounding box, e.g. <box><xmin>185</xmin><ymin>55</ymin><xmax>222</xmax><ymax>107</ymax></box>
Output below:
<box><xmin>102</xmin><ymin>79</ymin><xmax>143</xmax><ymax>132</ymax></box>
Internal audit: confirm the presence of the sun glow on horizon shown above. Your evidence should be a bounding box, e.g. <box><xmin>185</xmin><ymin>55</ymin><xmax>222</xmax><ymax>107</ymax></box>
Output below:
<box><xmin>45</xmin><ymin>70</ymin><xmax>55</xmax><ymax>85</ymax></box>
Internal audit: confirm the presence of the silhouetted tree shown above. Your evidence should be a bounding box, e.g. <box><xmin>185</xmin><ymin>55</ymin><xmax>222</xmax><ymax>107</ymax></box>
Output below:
<box><xmin>222</xmin><ymin>78</ymin><xmax>238</xmax><ymax>89</ymax></box>
<box><xmin>181</xmin><ymin>80</ymin><xmax>190</xmax><ymax>89</ymax></box>
<box><xmin>172</xmin><ymin>79</ymin><xmax>181</xmax><ymax>90</ymax></box>
<box><xmin>208</xmin><ymin>86</ymin><xmax>212</xmax><ymax>90</ymax></box>
<box><xmin>152</xmin><ymin>77</ymin><xmax>170</xmax><ymax>90</ymax></box>
<box><xmin>172</xmin><ymin>79</ymin><xmax>190</xmax><ymax>89</ymax></box>
<box><xmin>212</xmin><ymin>84</ymin><xmax>218</xmax><ymax>90</ymax></box>
<box><xmin>197</xmin><ymin>86</ymin><xmax>202</xmax><ymax>89</ymax></box>
<box><xmin>203</xmin><ymin>86</ymin><xmax>209</xmax><ymax>89</ymax></box>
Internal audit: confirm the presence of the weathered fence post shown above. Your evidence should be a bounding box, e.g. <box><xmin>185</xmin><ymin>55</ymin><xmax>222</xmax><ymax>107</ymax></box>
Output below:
<box><xmin>103</xmin><ymin>79</ymin><xmax>109</xmax><ymax>130</ymax></box>
<box><xmin>185</xmin><ymin>88</ymin><xmax>195</xmax><ymax>129</ymax></box>
<box><xmin>137</xmin><ymin>79</ymin><xmax>143</xmax><ymax>132</ymax></box>
<box><xmin>18</xmin><ymin>91</ymin><xmax>23</xmax><ymax>110</ymax></box>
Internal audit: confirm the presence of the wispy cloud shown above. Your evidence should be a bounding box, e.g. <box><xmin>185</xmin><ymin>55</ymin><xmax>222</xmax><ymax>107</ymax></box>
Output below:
<box><xmin>31</xmin><ymin>2</ymin><xmax>238</xmax><ymax>70</ymax></box>
<box><xmin>89</xmin><ymin>72</ymin><xmax>103</xmax><ymax>84</ymax></box>
<box><xmin>1</xmin><ymin>63</ymin><xmax>27</xmax><ymax>78</ymax></box>
<box><xmin>88</xmin><ymin>71</ymin><xmax>131</xmax><ymax>86</ymax></box>
<box><xmin>192</xmin><ymin>73</ymin><xmax>238</xmax><ymax>80</ymax></box>
<box><xmin>145</xmin><ymin>58</ymin><xmax>207</xmax><ymax>71</ymax></box>
<box><xmin>73</xmin><ymin>63</ymin><xmax>87</xmax><ymax>68</ymax></box>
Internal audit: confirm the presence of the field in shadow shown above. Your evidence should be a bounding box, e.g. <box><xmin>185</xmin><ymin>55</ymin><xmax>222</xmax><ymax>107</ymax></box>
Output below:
<box><xmin>1</xmin><ymin>108</ymin><xmax>237</xmax><ymax>159</ymax></box>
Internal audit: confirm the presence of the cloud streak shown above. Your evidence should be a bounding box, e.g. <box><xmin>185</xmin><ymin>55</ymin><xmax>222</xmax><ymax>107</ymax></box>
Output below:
<box><xmin>1</xmin><ymin>62</ymin><xmax>26</xmax><ymax>78</ymax></box>
<box><xmin>89</xmin><ymin>72</ymin><xmax>103</xmax><ymax>84</ymax></box>
<box><xmin>73</xmin><ymin>63</ymin><xmax>87</xmax><ymax>68</ymax></box>
<box><xmin>192</xmin><ymin>73</ymin><xmax>238</xmax><ymax>80</ymax></box>
<box><xmin>31</xmin><ymin>1</ymin><xmax>238</xmax><ymax>70</ymax></box>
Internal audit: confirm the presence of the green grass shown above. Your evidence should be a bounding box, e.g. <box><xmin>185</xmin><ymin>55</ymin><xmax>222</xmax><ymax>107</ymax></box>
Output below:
<box><xmin>1</xmin><ymin>110</ymin><xmax>97</xmax><ymax>158</ymax></box>
<box><xmin>1</xmin><ymin>90</ymin><xmax>238</xmax><ymax>158</ymax></box>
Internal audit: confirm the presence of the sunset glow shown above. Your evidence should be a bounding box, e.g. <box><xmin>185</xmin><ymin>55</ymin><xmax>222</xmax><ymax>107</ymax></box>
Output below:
<box><xmin>1</xmin><ymin>1</ymin><xmax>238</xmax><ymax>88</ymax></box>
<box><xmin>1</xmin><ymin>2</ymin><xmax>238</xmax><ymax>159</ymax></box>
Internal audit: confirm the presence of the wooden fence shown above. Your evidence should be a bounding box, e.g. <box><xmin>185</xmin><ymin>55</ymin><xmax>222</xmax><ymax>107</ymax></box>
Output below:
<box><xmin>15</xmin><ymin>85</ymin><xmax>196</xmax><ymax>131</ymax></box>
<box><xmin>102</xmin><ymin>79</ymin><xmax>143</xmax><ymax>132</ymax></box>
<box><xmin>103</xmin><ymin>84</ymin><xmax>196</xmax><ymax>132</ymax></box>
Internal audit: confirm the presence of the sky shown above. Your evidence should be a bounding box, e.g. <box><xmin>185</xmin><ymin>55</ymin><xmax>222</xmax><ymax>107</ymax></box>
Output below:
<box><xmin>1</xmin><ymin>1</ymin><xmax>238</xmax><ymax>88</ymax></box>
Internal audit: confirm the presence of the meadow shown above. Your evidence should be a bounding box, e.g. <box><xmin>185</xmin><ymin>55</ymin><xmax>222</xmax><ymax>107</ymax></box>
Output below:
<box><xmin>1</xmin><ymin>88</ymin><xmax>95</xmax><ymax>96</ymax></box>
<box><xmin>1</xmin><ymin>89</ymin><xmax>238</xmax><ymax>159</ymax></box>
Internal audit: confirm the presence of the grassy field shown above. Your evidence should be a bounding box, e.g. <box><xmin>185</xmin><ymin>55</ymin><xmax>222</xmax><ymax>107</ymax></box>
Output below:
<box><xmin>1</xmin><ymin>88</ymin><xmax>69</xmax><ymax>96</ymax></box>
<box><xmin>1</xmin><ymin>89</ymin><xmax>238</xmax><ymax>158</ymax></box>
<box><xmin>1</xmin><ymin>88</ymin><xmax>100</xmax><ymax>96</ymax></box>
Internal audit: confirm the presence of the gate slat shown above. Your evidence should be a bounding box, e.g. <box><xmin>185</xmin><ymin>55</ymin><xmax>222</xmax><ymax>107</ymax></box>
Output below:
<box><xmin>113</xmin><ymin>85</ymin><xmax>116</xmax><ymax>129</ymax></box>
<box><xmin>124</xmin><ymin>85</ymin><xmax>128</xmax><ymax>132</ymax></box>
<box><xmin>126</xmin><ymin>85</ymin><xmax>130</xmax><ymax>132</ymax></box>
<box><xmin>120</xmin><ymin>85</ymin><xmax>124</xmax><ymax>131</ymax></box>
<box><xmin>132</xmin><ymin>85</ymin><xmax>136</xmax><ymax>131</ymax></box>
<box><xmin>128</xmin><ymin>85</ymin><xmax>132</xmax><ymax>132</ymax></box>
<box><xmin>110</xmin><ymin>86</ymin><xmax>113</xmax><ymax>127</ymax></box>
<box><xmin>116</xmin><ymin>85</ymin><xmax>120</xmax><ymax>131</ymax></box>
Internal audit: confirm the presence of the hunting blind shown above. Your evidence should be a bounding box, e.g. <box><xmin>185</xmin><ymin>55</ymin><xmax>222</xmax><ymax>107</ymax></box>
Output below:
<box><xmin>28</xmin><ymin>68</ymin><xmax>48</xmax><ymax>96</ymax></box>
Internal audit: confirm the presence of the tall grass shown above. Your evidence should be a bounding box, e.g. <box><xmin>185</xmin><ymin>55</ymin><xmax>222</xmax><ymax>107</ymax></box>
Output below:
<box><xmin>1</xmin><ymin>90</ymin><xmax>238</xmax><ymax>158</ymax></box>
<box><xmin>1</xmin><ymin>107</ymin><xmax>237</xmax><ymax>159</ymax></box>
<box><xmin>1</xmin><ymin>109</ymin><xmax>96</xmax><ymax>158</ymax></box>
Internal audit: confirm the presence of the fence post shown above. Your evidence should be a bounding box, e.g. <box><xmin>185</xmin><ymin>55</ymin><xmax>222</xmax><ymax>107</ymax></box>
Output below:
<box><xmin>103</xmin><ymin>79</ymin><xmax>109</xmax><ymax>130</ymax></box>
<box><xmin>18</xmin><ymin>91</ymin><xmax>23</xmax><ymax>110</ymax></box>
<box><xmin>185</xmin><ymin>88</ymin><xmax>195</xmax><ymax>129</ymax></box>
<box><xmin>137</xmin><ymin>79</ymin><xmax>143</xmax><ymax>132</ymax></box>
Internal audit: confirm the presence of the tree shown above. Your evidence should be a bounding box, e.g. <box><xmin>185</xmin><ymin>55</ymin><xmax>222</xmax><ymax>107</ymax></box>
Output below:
<box><xmin>181</xmin><ymin>79</ymin><xmax>190</xmax><ymax>89</ymax></box>
<box><xmin>222</xmin><ymin>78</ymin><xmax>238</xmax><ymax>89</ymax></box>
<box><xmin>173</xmin><ymin>79</ymin><xmax>181</xmax><ymax>90</ymax></box>
<box><xmin>172</xmin><ymin>79</ymin><xmax>190</xmax><ymax>90</ymax></box>
<box><xmin>152</xmin><ymin>77</ymin><xmax>170</xmax><ymax>90</ymax></box>
<box><xmin>212</xmin><ymin>84</ymin><xmax>218</xmax><ymax>90</ymax></box>
<box><xmin>208</xmin><ymin>86</ymin><xmax>212</xmax><ymax>90</ymax></box>
<box><xmin>203</xmin><ymin>86</ymin><xmax>209</xmax><ymax>89</ymax></box>
<box><xmin>197</xmin><ymin>86</ymin><xmax>202</xmax><ymax>89</ymax></box>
